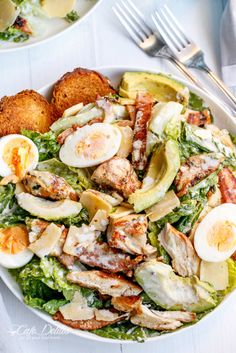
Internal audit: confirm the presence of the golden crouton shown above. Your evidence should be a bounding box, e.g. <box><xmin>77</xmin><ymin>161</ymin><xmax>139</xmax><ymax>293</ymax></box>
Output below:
<box><xmin>51</xmin><ymin>68</ymin><xmax>116</xmax><ymax>118</ymax></box>
<box><xmin>0</xmin><ymin>90</ymin><xmax>53</xmax><ymax>136</ymax></box>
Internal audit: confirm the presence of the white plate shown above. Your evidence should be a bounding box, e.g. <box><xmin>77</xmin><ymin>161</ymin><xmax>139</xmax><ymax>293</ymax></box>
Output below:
<box><xmin>0</xmin><ymin>66</ymin><xmax>235</xmax><ymax>344</ymax></box>
<box><xmin>0</xmin><ymin>0</ymin><xmax>101</xmax><ymax>53</ymax></box>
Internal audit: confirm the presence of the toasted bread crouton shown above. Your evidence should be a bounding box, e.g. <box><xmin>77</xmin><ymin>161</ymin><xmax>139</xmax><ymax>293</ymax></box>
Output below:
<box><xmin>0</xmin><ymin>90</ymin><xmax>53</xmax><ymax>136</ymax></box>
<box><xmin>51</xmin><ymin>68</ymin><xmax>116</xmax><ymax>117</ymax></box>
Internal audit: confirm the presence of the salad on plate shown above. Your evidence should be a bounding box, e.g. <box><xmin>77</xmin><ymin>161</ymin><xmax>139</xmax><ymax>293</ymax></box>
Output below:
<box><xmin>0</xmin><ymin>0</ymin><xmax>80</xmax><ymax>43</ymax></box>
<box><xmin>0</xmin><ymin>68</ymin><xmax>236</xmax><ymax>342</ymax></box>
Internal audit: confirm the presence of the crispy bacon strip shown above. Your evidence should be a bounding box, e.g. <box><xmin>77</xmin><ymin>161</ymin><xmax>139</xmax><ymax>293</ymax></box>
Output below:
<box><xmin>13</xmin><ymin>16</ymin><xmax>32</xmax><ymax>35</ymax></box>
<box><xmin>132</xmin><ymin>93</ymin><xmax>153</xmax><ymax>170</ymax></box>
<box><xmin>175</xmin><ymin>153</ymin><xmax>221</xmax><ymax>197</ymax></box>
<box><xmin>218</xmin><ymin>167</ymin><xmax>236</xmax><ymax>203</ymax></box>
<box><xmin>187</xmin><ymin>109</ymin><xmax>211</xmax><ymax>126</ymax></box>
<box><xmin>53</xmin><ymin>311</ymin><xmax>125</xmax><ymax>330</ymax></box>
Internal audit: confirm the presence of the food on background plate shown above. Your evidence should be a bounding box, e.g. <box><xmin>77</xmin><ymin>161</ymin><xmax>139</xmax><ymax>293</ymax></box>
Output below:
<box><xmin>0</xmin><ymin>0</ymin><xmax>80</xmax><ymax>44</ymax></box>
<box><xmin>1</xmin><ymin>68</ymin><xmax>236</xmax><ymax>342</ymax></box>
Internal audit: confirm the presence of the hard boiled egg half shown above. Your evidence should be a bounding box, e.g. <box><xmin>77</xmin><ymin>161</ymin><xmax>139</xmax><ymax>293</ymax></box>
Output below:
<box><xmin>59</xmin><ymin>123</ymin><xmax>122</xmax><ymax>168</ymax></box>
<box><xmin>0</xmin><ymin>226</ymin><xmax>33</xmax><ymax>268</ymax></box>
<box><xmin>194</xmin><ymin>203</ymin><xmax>236</xmax><ymax>262</ymax></box>
<box><xmin>0</xmin><ymin>134</ymin><xmax>39</xmax><ymax>180</ymax></box>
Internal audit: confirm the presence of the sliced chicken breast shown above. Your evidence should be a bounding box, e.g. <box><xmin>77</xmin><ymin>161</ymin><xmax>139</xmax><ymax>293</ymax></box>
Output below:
<box><xmin>23</xmin><ymin>170</ymin><xmax>77</xmax><ymax>201</ymax></box>
<box><xmin>67</xmin><ymin>270</ymin><xmax>142</xmax><ymax>297</ymax></box>
<box><xmin>75</xmin><ymin>242</ymin><xmax>143</xmax><ymax>275</ymax></box>
<box><xmin>107</xmin><ymin>214</ymin><xmax>156</xmax><ymax>255</ymax></box>
<box><xmin>174</xmin><ymin>153</ymin><xmax>221</xmax><ymax>197</ymax></box>
<box><xmin>158</xmin><ymin>223</ymin><xmax>200</xmax><ymax>277</ymax></box>
<box><xmin>91</xmin><ymin>156</ymin><xmax>141</xmax><ymax>198</ymax></box>
<box><xmin>131</xmin><ymin>305</ymin><xmax>196</xmax><ymax>331</ymax></box>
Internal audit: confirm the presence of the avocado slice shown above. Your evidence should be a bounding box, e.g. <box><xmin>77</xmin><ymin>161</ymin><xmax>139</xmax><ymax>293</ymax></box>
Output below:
<box><xmin>135</xmin><ymin>260</ymin><xmax>217</xmax><ymax>313</ymax></box>
<box><xmin>119</xmin><ymin>72</ymin><xmax>189</xmax><ymax>105</ymax></box>
<box><xmin>17</xmin><ymin>192</ymin><xmax>82</xmax><ymax>221</ymax></box>
<box><xmin>129</xmin><ymin>140</ymin><xmax>180</xmax><ymax>212</ymax></box>
<box><xmin>50</xmin><ymin>104</ymin><xmax>103</xmax><ymax>132</ymax></box>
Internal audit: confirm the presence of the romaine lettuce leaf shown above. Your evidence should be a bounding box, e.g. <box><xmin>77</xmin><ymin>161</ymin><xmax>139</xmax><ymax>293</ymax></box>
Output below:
<box><xmin>0</xmin><ymin>27</ymin><xmax>29</xmax><ymax>43</ymax></box>
<box><xmin>223</xmin><ymin>259</ymin><xmax>236</xmax><ymax>295</ymax></box>
<box><xmin>10</xmin><ymin>256</ymin><xmax>103</xmax><ymax>314</ymax></box>
<box><xmin>0</xmin><ymin>184</ymin><xmax>29</xmax><ymax>227</ymax></box>
<box><xmin>37</xmin><ymin>158</ymin><xmax>93</xmax><ymax>191</ymax></box>
<box><xmin>22</xmin><ymin>130</ymin><xmax>60</xmax><ymax>162</ymax></box>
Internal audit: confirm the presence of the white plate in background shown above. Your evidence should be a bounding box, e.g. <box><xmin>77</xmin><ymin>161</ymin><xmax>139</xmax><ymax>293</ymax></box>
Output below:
<box><xmin>0</xmin><ymin>0</ymin><xmax>101</xmax><ymax>52</ymax></box>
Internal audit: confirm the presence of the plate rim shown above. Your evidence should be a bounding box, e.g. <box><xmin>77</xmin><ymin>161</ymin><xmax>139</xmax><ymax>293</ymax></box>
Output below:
<box><xmin>0</xmin><ymin>65</ymin><xmax>235</xmax><ymax>344</ymax></box>
<box><xmin>0</xmin><ymin>0</ymin><xmax>103</xmax><ymax>53</ymax></box>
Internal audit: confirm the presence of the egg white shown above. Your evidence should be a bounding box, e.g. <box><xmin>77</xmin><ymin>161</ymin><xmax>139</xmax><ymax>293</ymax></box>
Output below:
<box><xmin>0</xmin><ymin>134</ymin><xmax>39</xmax><ymax>177</ymax></box>
<box><xmin>59</xmin><ymin>123</ymin><xmax>122</xmax><ymax>168</ymax></box>
<box><xmin>194</xmin><ymin>203</ymin><xmax>236</xmax><ymax>262</ymax></box>
<box><xmin>0</xmin><ymin>248</ymin><xmax>33</xmax><ymax>269</ymax></box>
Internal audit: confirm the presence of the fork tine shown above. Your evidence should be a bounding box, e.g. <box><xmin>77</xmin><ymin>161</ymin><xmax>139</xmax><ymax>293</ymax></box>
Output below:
<box><xmin>163</xmin><ymin>5</ymin><xmax>191</xmax><ymax>44</ymax></box>
<box><xmin>151</xmin><ymin>11</ymin><xmax>181</xmax><ymax>52</ymax></box>
<box><xmin>160</xmin><ymin>7</ymin><xmax>188</xmax><ymax>47</ymax></box>
<box><xmin>113</xmin><ymin>5</ymin><xmax>143</xmax><ymax>44</ymax></box>
<box><xmin>120</xmin><ymin>0</ymin><xmax>150</xmax><ymax>39</ymax></box>
<box><xmin>126</xmin><ymin>0</ymin><xmax>153</xmax><ymax>36</ymax></box>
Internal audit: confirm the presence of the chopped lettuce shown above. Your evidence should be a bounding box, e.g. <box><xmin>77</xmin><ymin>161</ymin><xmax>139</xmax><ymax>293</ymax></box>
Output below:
<box><xmin>22</xmin><ymin>130</ymin><xmax>60</xmax><ymax>162</ymax></box>
<box><xmin>65</xmin><ymin>10</ymin><xmax>79</xmax><ymax>23</ymax></box>
<box><xmin>37</xmin><ymin>158</ymin><xmax>93</xmax><ymax>191</ymax></box>
<box><xmin>0</xmin><ymin>184</ymin><xmax>29</xmax><ymax>228</ymax></box>
<box><xmin>0</xmin><ymin>27</ymin><xmax>29</xmax><ymax>42</ymax></box>
<box><xmin>188</xmin><ymin>92</ymin><xmax>205</xmax><ymax>111</ymax></box>
<box><xmin>223</xmin><ymin>259</ymin><xmax>236</xmax><ymax>295</ymax></box>
<box><xmin>10</xmin><ymin>257</ymin><xmax>103</xmax><ymax>314</ymax></box>
<box><xmin>148</xmin><ymin>222</ymin><xmax>171</xmax><ymax>264</ymax></box>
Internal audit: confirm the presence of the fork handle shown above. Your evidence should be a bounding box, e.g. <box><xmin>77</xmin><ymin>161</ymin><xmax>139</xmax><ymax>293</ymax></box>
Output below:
<box><xmin>203</xmin><ymin>65</ymin><xmax>236</xmax><ymax>107</ymax></box>
<box><xmin>169</xmin><ymin>57</ymin><xmax>236</xmax><ymax>115</ymax></box>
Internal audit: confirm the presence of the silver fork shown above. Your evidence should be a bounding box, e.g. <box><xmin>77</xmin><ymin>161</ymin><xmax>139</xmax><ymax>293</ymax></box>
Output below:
<box><xmin>152</xmin><ymin>5</ymin><xmax>236</xmax><ymax>108</ymax></box>
<box><xmin>112</xmin><ymin>0</ymin><xmax>206</xmax><ymax>89</ymax></box>
<box><xmin>112</xmin><ymin>0</ymin><xmax>236</xmax><ymax>115</ymax></box>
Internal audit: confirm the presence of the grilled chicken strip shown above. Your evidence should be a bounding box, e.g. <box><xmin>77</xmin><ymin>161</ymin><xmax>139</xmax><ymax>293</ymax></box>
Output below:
<box><xmin>91</xmin><ymin>156</ymin><xmax>141</xmax><ymax>198</ymax></box>
<box><xmin>67</xmin><ymin>270</ymin><xmax>142</xmax><ymax>297</ymax></box>
<box><xmin>158</xmin><ymin>223</ymin><xmax>200</xmax><ymax>277</ymax></box>
<box><xmin>23</xmin><ymin>170</ymin><xmax>77</xmax><ymax>201</ymax></box>
<box><xmin>218</xmin><ymin>167</ymin><xmax>236</xmax><ymax>204</ymax></box>
<box><xmin>132</xmin><ymin>92</ymin><xmax>153</xmax><ymax>171</ymax></box>
<box><xmin>111</xmin><ymin>296</ymin><xmax>142</xmax><ymax>313</ymax></box>
<box><xmin>107</xmin><ymin>214</ymin><xmax>156</xmax><ymax>256</ymax></box>
<box><xmin>131</xmin><ymin>305</ymin><xmax>196</xmax><ymax>331</ymax></box>
<box><xmin>53</xmin><ymin>311</ymin><xmax>126</xmax><ymax>330</ymax></box>
<box><xmin>75</xmin><ymin>242</ymin><xmax>142</xmax><ymax>275</ymax></box>
<box><xmin>175</xmin><ymin>153</ymin><xmax>221</xmax><ymax>197</ymax></box>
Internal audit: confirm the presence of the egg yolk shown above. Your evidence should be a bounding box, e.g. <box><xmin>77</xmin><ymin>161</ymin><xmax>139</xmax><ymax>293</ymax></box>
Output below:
<box><xmin>207</xmin><ymin>221</ymin><xmax>236</xmax><ymax>252</ymax></box>
<box><xmin>3</xmin><ymin>138</ymin><xmax>34</xmax><ymax>178</ymax></box>
<box><xmin>0</xmin><ymin>226</ymin><xmax>29</xmax><ymax>254</ymax></box>
<box><xmin>76</xmin><ymin>132</ymin><xmax>111</xmax><ymax>160</ymax></box>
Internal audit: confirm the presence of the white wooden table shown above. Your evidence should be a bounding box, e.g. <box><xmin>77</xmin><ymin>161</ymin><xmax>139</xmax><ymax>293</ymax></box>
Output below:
<box><xmin>0</xmin><ymin>0</ymin><xmax>235</xmax><ymax>352</ymax></box>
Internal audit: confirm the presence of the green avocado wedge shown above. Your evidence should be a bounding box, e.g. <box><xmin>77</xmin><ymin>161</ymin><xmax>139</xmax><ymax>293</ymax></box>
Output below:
<box><xmin>129</xmin><ymin>140</ymin><xmax>180</xmax><ymax>213</ymax></box>
<box><xmin>16</xmin><ymin>192</ymin><xmax>82</xmax><ymax>221</ymax></box>
<box><xmin>135</xmin><ymin>260</ymin><xmax>217</xmax><ymax>313</ymax></box>
<box><xmin>119</xmin><ymin>72</ymin><xmax>189</xmax><ymax>106</ymax></box>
